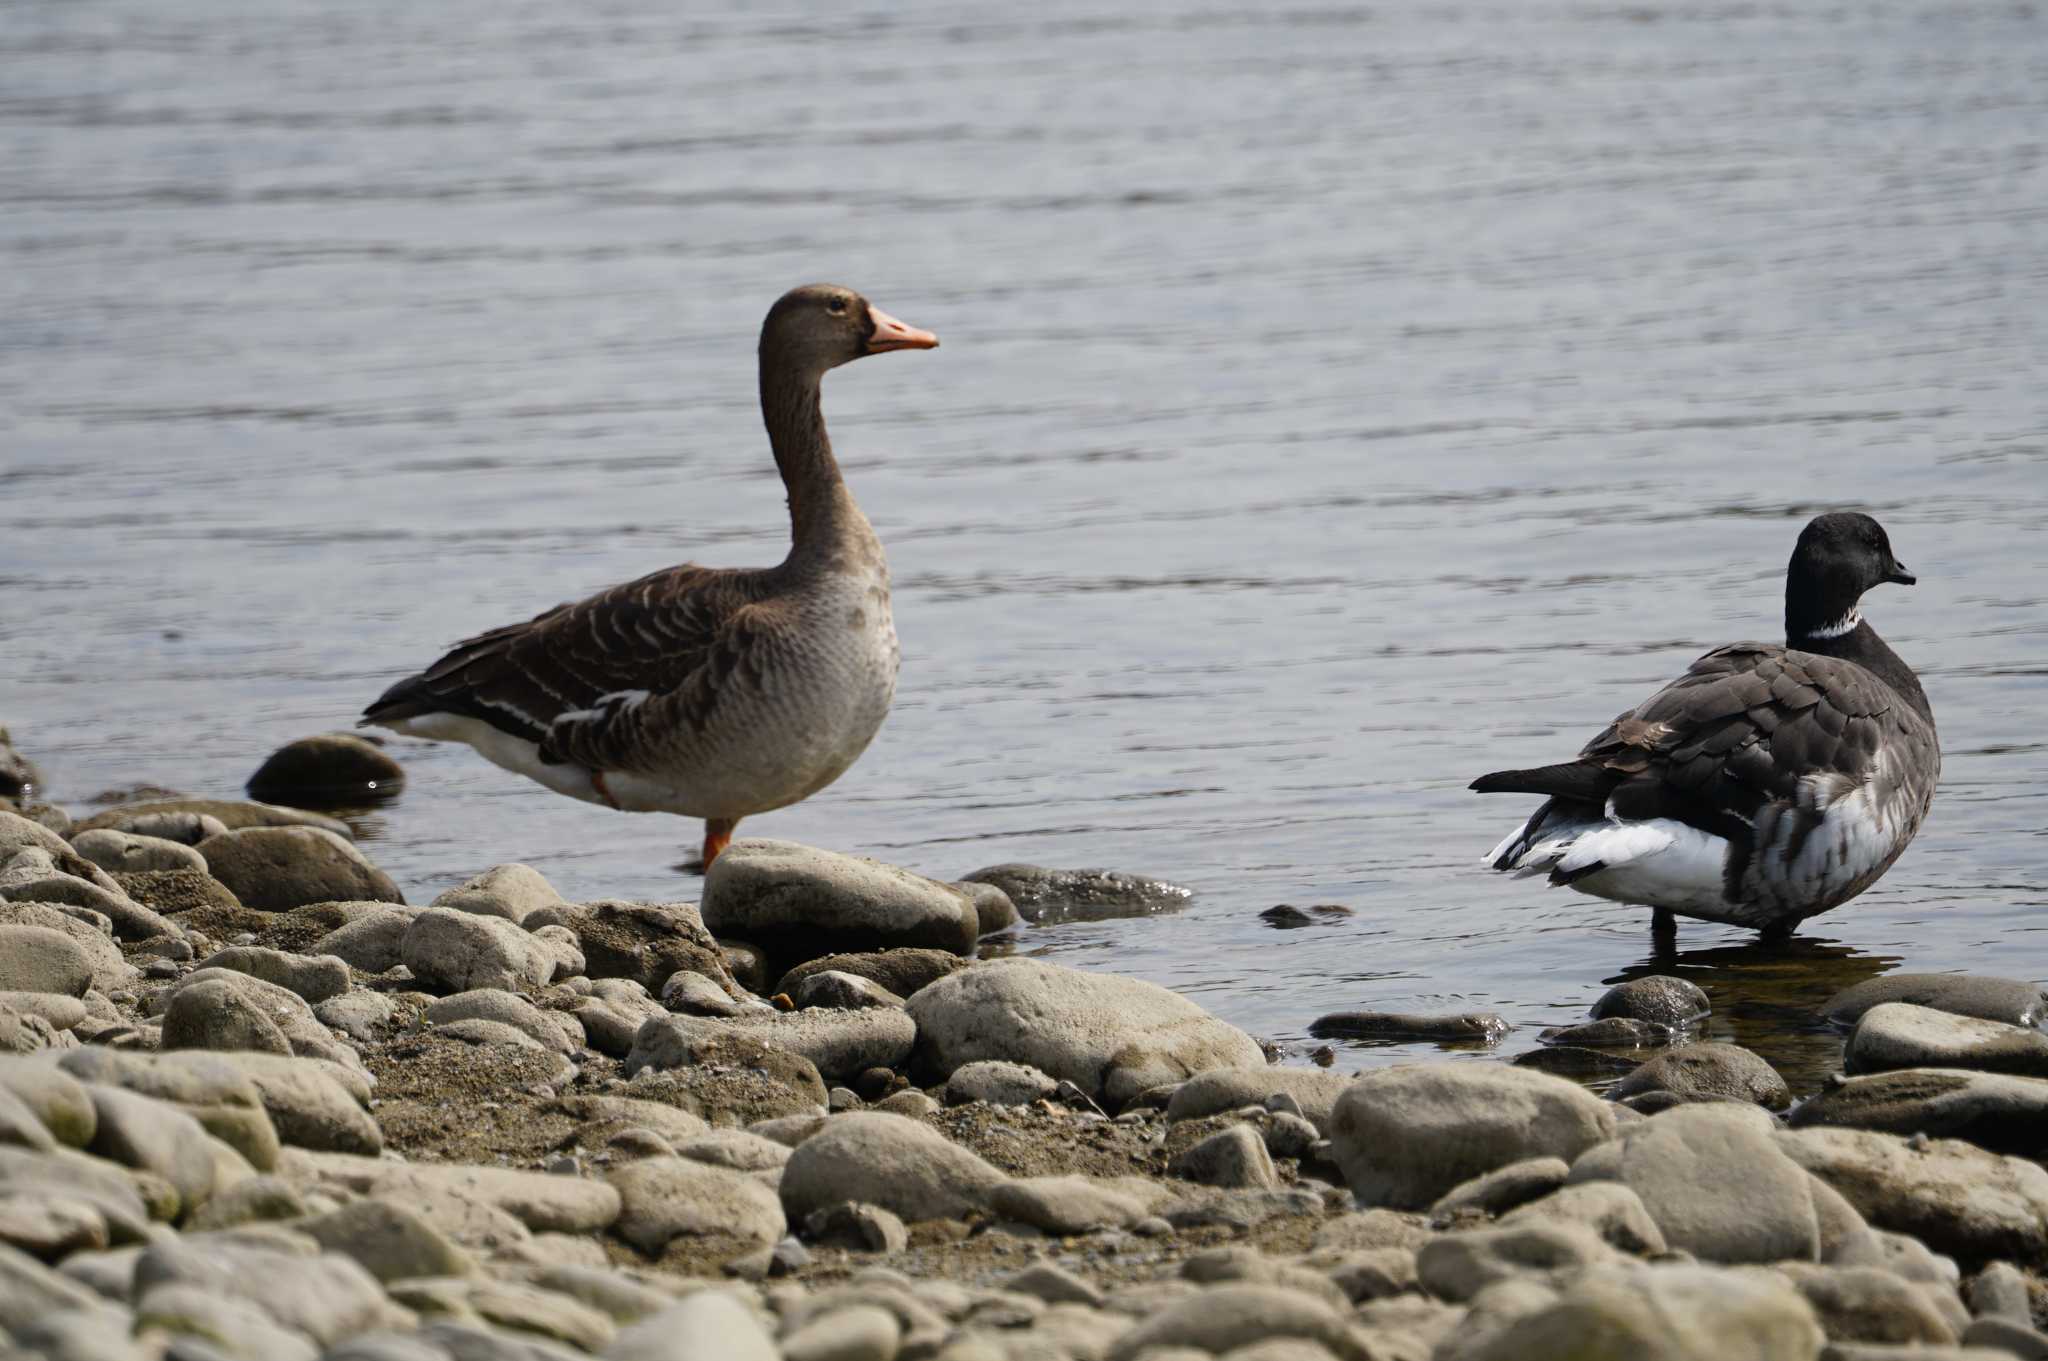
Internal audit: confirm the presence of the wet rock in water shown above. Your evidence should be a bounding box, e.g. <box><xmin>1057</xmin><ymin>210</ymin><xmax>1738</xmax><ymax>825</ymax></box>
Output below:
<box><xmin>909</xmin><ymin>957</ymin><xmax>1266</xmax><ymax>1108</ymax></box>
<box><xmin>702</xmin><ymin>840</ymin><xmax>981</xmax><ymax>967</ymax></box>
<box><xmin>1611</xmin><ymin>1041</ymin><xmax>1790</xmax><ymax>1110</ymax></box>
<box><xmin>1431</xmin><ymin>1157</ymin><xmax>1573</xmax><ymax>1221</ymax></box>
<box><xmin>773</xmin><ymin>948</ymin><xmax>967</xmax><ymax>1002</ymax></box>
<box><xmin>1513</xmin><ymin>1045</ymin><xmax>1644</xmax><ymax>1080</ymax></box>
<box><xmin>1845</xmin><ymin>1003</ymin><xmax>2048</xmax><ymax>1080</ymax></box>
<box><xmin>1776</xmin><ymin>1126</ymin><xmax>2048</xmax><ymax>1270</ymax></box>
<box><xmin>428</xmin><ymin>862</ymin><xmax>563</xmax><ymax>926</ymax></box>
<box><xmin>951</xmin><ymin>879</ymin><xmax>1021</xmax><ymax>935</ymax></box>
<box><xmin>1572</xmin><ymin>1103</ymin><xmax>1820</xmax><ymax>1263</ymax></box>
<box><xmin>1327</xmin><ymin>1063</ymin><xmax>1616</xmax><ymax>1210</ymax></box>
<box><xmin>525</xmin><ymin>898</ymin><xmax>739</xmax><ymax>998</ymax></box>
<box><xmin>0</xmin><ymin>728</ymin><xmax>38</xmax><ymax>800</ymax></box>
<box><xmin>246</xmin><ymin>733</ymin><xmax>405</xmax><ymax>807</ymax></box>
<box><xmin>1789</xmin><ymin>1069</ymin><xmax>2048</xmax><ymax>1156</ymax></box>
<box><xmin>628</xmin><ymin>1005</ymin><xmax>912</xmax><ymax>1084</ymax></box>
<box><xmin>958</xmin><ymin>862</ymin><xmax>1194</xmax><ymax>925</ymax></box>
<box><xmin>1170</xmin><ymin>1124</ymin><xmax>1277</xmax><ymax>1190</ymax></box>
<box><xmin>1539</xmin><ymin>1016</ymin><xmax>1676</xmax><ymax>1048</ymax></box>
<box><xmin>1259</xmin><ymin>904</ymin><xmax>1316</xmax><ymax>929</ymax></box>
<box><xmin>193</xmin><ymin>945</ymin><xmax>350</xmax><ymax>1005</ymax></box>
<box><xmin>196</xmin><ymin>826</ymin><xmax>404</xmax><ymax>911</ymax></box>
<box><xmin>1308</xmin><ymin>1010</ymin><xmax>1510</xmax><ymax>1045</ymax></box>
<box><xmin>780</xmin><ymin>1112</ymin><xmax>1008</xmax><ymax>1224</ymax></box>
<box><xmin>608</xmin><ymin>1156</ymin><xmax>786</xmax><ymax>1254</ymax></box>
<box><xmin>0</xmin><ymin>925</ymin><xmax>94</xmax><ymax>997</ymax></box>
<box><xmin>793</xmin><ymin>969</ymin><xmax>904</xmax><ymax>1011</ymax></box>
<box><xmin>400</xmin><ymin>907</ymin><xmax>556</xmax><ymax>994</ymax></box>
<box><xmin>1165</xmin><ymin>1067</ymin><xmax>1355</xmax><ymax>1136</ymax></box>
<box><xmin>1452</xmin><ymin>1260</ymin><xmax>1825</xmax><ymax>1360</ymax></box>
<box><xmin>946</xmin><ymin>1060</ymin><xmax>1058</xmax><ymax>1107</ymax></box>
<box><xmin>1590</xmin><ymin>975</ymin><xmax>1712</xmax><ymax>1028</ymax></box>
<box><xmin>69</xmin><ymin>829</ymin><xmax>208</xmax><ymax>875</ymax></box>
<box><xmin>1821</xmin><ymin>974</ymin><xmax>2048</xmax><ymax>1030</ymax></box>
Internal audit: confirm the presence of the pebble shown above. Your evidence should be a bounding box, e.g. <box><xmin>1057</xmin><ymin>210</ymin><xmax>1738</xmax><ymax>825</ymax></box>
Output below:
<box><xmin>1416</xmin><ymin>1221</ymin><xmax>1616</xmax><ymax>1302</ymax></box>
<box><xmin>426</xmin><ymin>990</ymin><xmax>581</xmax><ymax>1055</ymax></box>
<box><xmin>0</xmin><ymin>925</ymin><xmax>94</xmax><ymax>997</ymax></box>
<box><xmin>627</xmin><ymin>1007</ymin><xmax>914</xmax><ymax>1084</ymax></box>
<box><xmin>1590</xmin><ymin>975</ymin><xmax>1712</xmax><ymax>1028</ymax></box>
<box><xmin>951</xmin><ymin>879</ymin><xmax>1021</xmax><ymax>936</ymax></box>
<box><xmin>1170</xmin><ymin>1124</ymin><xmax>1278</xmax><ymax>1189</ymax></box>
<box><xmin>908</xmin><ymin>958</ymin><xmax>1265</xmax><ymax>1108</ymax></box>
<box><xmin>1165</xmin><ymin>1067</ymin><xmax>1353</xmax><ymax>1135</ymax></box>
<box><xmin>525</xmin><ymin>898</ymin><xmax>732</xmax><ymax>997</ymax></box>
<box><xmin>795</xmin><ymin>969</ymin><xmax>905</xmax><ymax>1011</ymax></box>
<box><xmin>661</xmin><ymin>969</ymin><xmax>747</xmax><ymax>1015</ymax></box>
<box><xmin>1307</xmin><ymin>1010</ymin><xmax>1510</xmax><ymax>1044</ymax></box>
<box><xmin>803</xmin><ymin>1201</ymin><xmax>909</xmax><ymax>1254</ymax></box>
<box><xmin>990</xmin><ymin>1175</ymin><xmax>1158</xmax><ymax>1235</ymax></box>
<box><xmin>298</xmin><ymin>1199</ymin><xmax>474</xmax><ymax>1281</ymax></box>
<box><xmin>194</xmin><ymin>825</ymin><xmax>404</xmax><ymax>911</ymax></box>
<box><xmin>780</xmin><ymin>1113</ymin><xmax>1007</xmax><ymax>1224</ymax></box>
<box><xmin>1430</xmin><ymin>1156</ymin><xmax>1572</xmax><ymax>1220</ymax></box>
<box><xmin>1610</xmin><ymin>1041</ymin><xmax>1791</xmax><ymax>1109</ymax></box>
<box><xmin>69</xmin><ymin>829</ymin><xmax>208</xmax><ymax>875</ymax></box>
<box><xmin>608</xmin><ymin>1156</ymin><xmax>786</xmax><ymax>1253</ymax></box>
<box><xmin>427</xmin><ymin>862</ymin><xmax>563</xmax><ymax>926</ymax></box>
<box><xmin>400</xmin><ymin>908</ymin><xmax>556</xmax><ymax>994</ymax></box>
<box><xmin>1456</xmin><ymin>1259</ymin><xmax>1824</xmax><ymax>1360</ymax></box>
<box><xmin>1327</xmin><ymin>1062</ymin><xmax>1616</xmax><ymax>1209</ymax></box>
<box><xmin>944</xmin><ymin>1059</ymin><xmax>1058</xmax><ymax>1107</ymax></box>
<box><xmin>957</xmin><ymin>862</ymin><xmax>1194</xmax><ymax>925</ymax></box>
<box><xmin>607</xmin><ymin>1288</ymin><xmax>779</xmax><ymax>1361</ymax></box>
<box><xmin>1102</xmin><ymin>1283</ymin><xmax>1377</xmax><ymax>1361</ymax></box>
<box><xmin>312</xmin><ymin>906</ymin><xmax>421</xmax><ymax>974</ymax></box>
<box><xmin>193</xmin><ymin>945</ymin><xmax>351</xmax><ymax>1005</ymax></box>
<box><xmin>780</xmin><ymin>1302</ymin><xmax>900</xmax><ymax>1361</ymax></box>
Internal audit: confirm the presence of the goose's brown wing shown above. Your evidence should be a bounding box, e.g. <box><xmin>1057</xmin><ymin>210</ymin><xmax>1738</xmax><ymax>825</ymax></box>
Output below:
<box><xmin>363</xmin><ymin>563</ymin><xmax>780</xmax><ymax>769</ymax></box>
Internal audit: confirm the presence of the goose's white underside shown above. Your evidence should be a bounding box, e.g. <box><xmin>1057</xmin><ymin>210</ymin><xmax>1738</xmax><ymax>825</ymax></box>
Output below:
<box><xmin>384</xmin><ymin>711</ymin><xmax>701</xmax><ymax>812</ymax></box>
<box><xmin>1486</xmin><ymin>767</ymin><xmax>1905</xmax><ymax>925</ymax></box>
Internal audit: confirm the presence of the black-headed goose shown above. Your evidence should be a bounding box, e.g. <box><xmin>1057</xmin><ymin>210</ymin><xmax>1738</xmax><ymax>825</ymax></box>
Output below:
<box><xmin>1472</xmin><ymin>512</ymin><xmax>1938</xmax><ymax>938</ymax></box>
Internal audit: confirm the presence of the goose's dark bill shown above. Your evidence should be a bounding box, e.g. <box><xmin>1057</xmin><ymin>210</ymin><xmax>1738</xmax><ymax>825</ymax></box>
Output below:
<box><xmin>1469</xmin><ymin>512</ymin><xmax>1939</xmax><ymax>937</ymax></box>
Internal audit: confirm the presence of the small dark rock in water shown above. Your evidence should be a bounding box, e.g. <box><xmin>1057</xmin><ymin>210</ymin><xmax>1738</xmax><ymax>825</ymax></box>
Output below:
<box><xmin>1539</xmin><ymin>1017</ymin><xmax>1677</xmax><ymax>1049</ymax></box>
<box><xmin>1261</xmin><ymin>905</ymin><xmax>1316</xmax><ymax>929</ymax></box>
<box><xmin>1590</xmin><ymin>975</ymin><xmax>1711</xmax><ymax>1028</ymax></box>
<box><xmin>1512</xmin><ymin>1045</ymin><xmax>1644</xmax><ymax>1079</ymax></box>
<box><xmin>247</xmin><ymin>733</ymin><xmax>405</xmax><ymax>808</ymax></box>
<box><xmin>957</xmin><ymin>863</ymin><xmax>1193</xmax><ymax>925</ymax></box>
<box><xmin>1308</xmin><ymin>1011</ymin><xmax>1511</xmax><ymax>1045</ymax></box>
<box><xmin>0</xmin><ymin>727</ymin><xmax>40</xmax><ymax>800</ymax></box>
<box><xmin>1610</xmin><ymin>1041</ymin><xmax>1790</xmax><ymax>1110</ymax></box>
<box><xmin>1820</xmin><ymin>973</ymin><xmax>2048</xmax><ymax>1030</ymax></box>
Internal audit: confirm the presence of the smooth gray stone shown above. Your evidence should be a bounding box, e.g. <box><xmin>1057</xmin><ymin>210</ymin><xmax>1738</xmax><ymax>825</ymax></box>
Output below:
<box><xmin>603</xmin><ymin>1290</ymin><xmax>777</xmax><ymax>1361</ymax></box>
<box><xmin>702</xmin><ymin>839</ymin><xmax>980</xmax><ymax>964</ymax></box>
<box><xmin>192</xmin><ymin>947</ymin><xmax>350</xmax><ymax>1005</ymax></box>
<box><xmin>1846</xmin><ymin>1003</ymin><xmax>2048</xmax><ymax>1079</ymax></box>
<box><xmin>194</xmin><ymin>826</ymin><xmax>402</xmax><ymax>912</ymax></box>
<box><xmin>1165</xmin><ymin>1067</ymin><xmax>1354</xmax><ymax>1136</ymax></box>
<box><xmin>1610</xmin><ymin>1042</ymin><xmax>1790</xmax><ymax>1109</ymax></box>
<box><xmin>1822</xmin><ymin>974</ymin><xmax>2048</xmax><ymax>1029</ymax></box>
<box><xmin>944</xmin><ymin>1060</ymin><xmax>1057</xmax><ymax>1108</ymax></box>
<box><xmin>1430</xmin><ymin>1156</ymin><xmax>1572</xmax><ymax>1220</ymax></box>
<box><xmin>1169</xmin><ymin>1124</ymin><xmax>1277</xmax><ymax>1190</ymax></box>
<box><xmin>607</xmin><ymin>1157</ymin><xmax>785</xmax><ymax>1254</ymax></box>
<box><xmin>780</xmin><ymin>1113</ymin><xmax>1005</xmax><ymax>1224</ymax></box>
<box><xmin>626</xmin><ymin>1007</ymin><xmax>912</xmax><ymax>1084</ymax></box>
<box><xmin>956</xmin><ymin>862</ymin><xmax>1193</xmax><ymax>926</ymax></box>
<box><xmin>1789</xmin><ymin>1069</ymin><xmax>2048</xmax><ymax>1156</ymax></box>
<box><xmin>428</xmin><ymin>864</ymin><xmax>563</xmax><ymax>927</ymax></box>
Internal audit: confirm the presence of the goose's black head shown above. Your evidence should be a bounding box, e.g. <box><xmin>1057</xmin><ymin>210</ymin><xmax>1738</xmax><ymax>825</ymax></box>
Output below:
<box><xmin>1785</xmin><ymin>511</ymin><xmax>1914</xmax><ymax>643</ymax></box>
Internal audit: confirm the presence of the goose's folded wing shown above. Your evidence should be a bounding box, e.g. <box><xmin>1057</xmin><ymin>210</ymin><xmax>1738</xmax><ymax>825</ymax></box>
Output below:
<box><xmin>363</xmin><ymin>564</ymin><xmax>776</xmax><ymax>767</ymax></box>
<box><xmin>1584</xmin><ymin>644</ymin><xmax>1907</xmax><ymax>828</ymax></box>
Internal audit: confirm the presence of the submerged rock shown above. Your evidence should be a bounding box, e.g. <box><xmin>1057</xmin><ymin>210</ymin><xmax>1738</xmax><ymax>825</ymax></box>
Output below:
<box><xmin>1538</xmin><ymin>1017</ymin><xmax>1676</xmax><ymax>1048</ymax></box>
<box><xmin>1307</xmin><ymin>1011</ymin><xmax>1509</xmax><ymax>1045</ymax></box>
<box><xmin>958</xmin><ymin>862</ymin><xmax>1193</xmax><ymax>924</ymax></box>
<box><xmin>907</xmin><ymin>957</ymin><xmax>1265</xmax><ymax>1108</ymax></box>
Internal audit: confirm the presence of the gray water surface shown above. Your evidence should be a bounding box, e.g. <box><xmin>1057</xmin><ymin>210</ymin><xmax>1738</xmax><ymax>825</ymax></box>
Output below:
<box><xmin>5</xmin><ymin>0</ymin><xmax>2046</xmax><ymax>1089</ymax></box>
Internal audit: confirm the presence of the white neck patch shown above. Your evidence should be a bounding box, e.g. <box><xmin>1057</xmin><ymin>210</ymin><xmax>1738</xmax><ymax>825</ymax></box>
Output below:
<box><xmin>1803</xmin><ymin>608</ymin><xmax>1862</xmax><ymax>641</ymax></box>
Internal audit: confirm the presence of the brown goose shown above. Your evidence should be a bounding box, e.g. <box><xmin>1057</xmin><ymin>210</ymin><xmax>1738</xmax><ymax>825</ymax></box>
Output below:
<box><xmin>362</xmin><ymin>284</ymin><xmax>938</xmax><ymax>869</ymax></box>
<box><xmin>1472</xmin><ymin>512</ymin><xmax>1939</xmax><ymax>938</ymax></box>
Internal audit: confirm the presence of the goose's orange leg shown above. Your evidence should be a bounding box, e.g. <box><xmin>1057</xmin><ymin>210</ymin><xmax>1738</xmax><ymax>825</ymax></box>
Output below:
<box><xmin>702</xmin><ymin>818</ymin><xmax>738</xmax><ymax>869</ymax></box>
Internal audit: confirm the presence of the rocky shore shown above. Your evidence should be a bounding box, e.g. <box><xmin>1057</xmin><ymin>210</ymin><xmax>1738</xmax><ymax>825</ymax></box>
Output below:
<box><xmin>0</xmin><ymin>730</ymin><xmax>2045</xmax><ymax>1360</ymax></box>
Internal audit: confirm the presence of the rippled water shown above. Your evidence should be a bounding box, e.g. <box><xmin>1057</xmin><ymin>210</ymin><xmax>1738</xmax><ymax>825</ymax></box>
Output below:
<box><xmin>6</xmin><ymin>1</ymin><xmax>2046</xmax><ymax>1091</ymax></box>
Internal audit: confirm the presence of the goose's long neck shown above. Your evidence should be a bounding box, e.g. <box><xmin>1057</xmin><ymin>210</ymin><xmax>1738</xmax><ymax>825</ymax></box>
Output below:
<box><xmin>1790</xmin><ymin>614</ymin><xmax>1934</xmax><ymax>727</ymax></box>
<box><xmin>761</xmin><ymin>356</ymin><xmax>861</xmax><ymax>564</ymax></box>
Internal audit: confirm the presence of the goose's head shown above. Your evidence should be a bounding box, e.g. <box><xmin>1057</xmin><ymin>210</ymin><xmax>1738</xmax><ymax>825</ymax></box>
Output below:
<box><xmin>761</xmin><ymin>284</ymin><xmax>938</xmax><ymax>378</ymax></box>
<box><xmin>1787</xmin><ymin>511</ymin><xmax>1915</xmax><ymax>641</ymax></box>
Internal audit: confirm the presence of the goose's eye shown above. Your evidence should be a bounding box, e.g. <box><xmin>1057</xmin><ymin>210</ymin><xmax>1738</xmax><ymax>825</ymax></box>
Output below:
<box><xmin>827</xmin><ymin>299</ymin><xmax>848</xmax><ymax>315</ymax></box>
